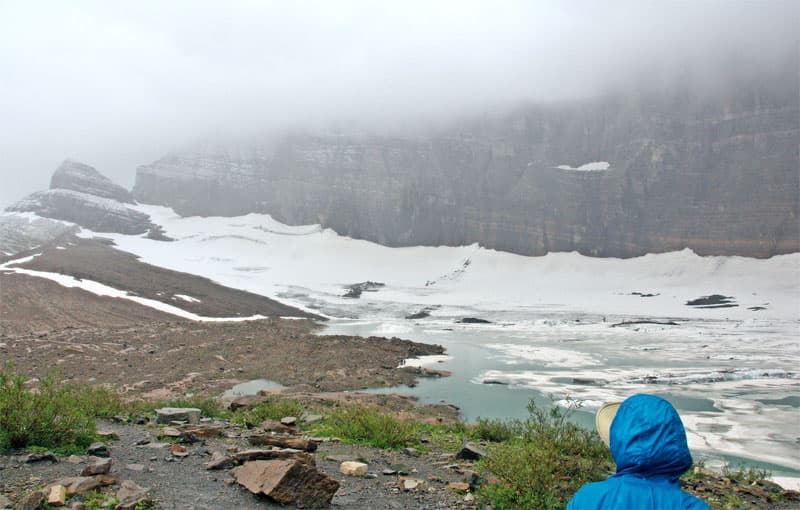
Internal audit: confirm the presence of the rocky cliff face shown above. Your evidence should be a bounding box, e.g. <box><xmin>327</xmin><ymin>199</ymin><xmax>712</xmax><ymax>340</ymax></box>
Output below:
<box><xmin>50</xmin><ymin>159</ymin><xmax>135</xmax><ymax>204</ymax></box>
<box><xmin>6</xmin><ymin>161</ymin><xmax>168</xmax><ymax>240</ymax></box>
<box><xmin>133</xmin><ymin>75</ymin><xmax>800</xmax><ymax>258</ymax></box>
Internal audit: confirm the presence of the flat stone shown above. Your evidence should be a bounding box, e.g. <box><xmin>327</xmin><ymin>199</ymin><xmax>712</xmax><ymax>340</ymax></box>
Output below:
<box><xmin>259</xmin><ymin>420</ymin><xmax>294</xmax><ymax>434</ymax></box>
<box><xmin>157</xmin><ymin>427</ymin><xmax>181</xmax><ymax>438</ymax></box>
<box><xmin>115</xmin><ymin>480</ymin><xmax>150</xmax><ymax>510</ymax></box>
<box><xmin>155</xmin><ymin>407</ymin><xmax>201</xmax><ymax>425</ymax></box>
<box><xmin>177</xmin><ymin>425</ymin><xmax>225</xmax><ymax>438</ymax></box>
<box><xmin>339</xmin><ymin>461</ymin><xmax>368</xmax><ymax>477</ymax></box>
<box><xmin>232</xmin><ymin>460</ymin><xmax>339</xmax><ymax>508</ymax></box>
<box><xmin>96</xmin><ymin>430</ymin><xmax>119</xmax><ymax>441</ymax></box>
<box><xmin>279</xmin><ymin>416</ymin><xmax>297</xmax><ymax>426</ymax></box>
<box><xmin>51</xmin><ymin>475</ymin><xmax>117</xmax><ymax>496</ymax></box>
<box><xmin>81</xmin><ymin>458</ymin><xmax>112</xmax><ymax>476</ymax></box>
<box><xmin>47</xmin><ymin>485</ymin><xmax>67</xmax><ymax>506</ymax></box>
<box><xmin>448</xmin><ymin>482</ymin><xmax>471</xmax><ymax>493</ymax></box>
<box><xmin>125</xmin><ymin>464</ymin><xmax>145</xmax><ymax>472</ymax></box>
<box><xmin>205</xmin><ymin>448</ymin><xmax>315</xmax><ymax>470</ymax></box>
<box><xmin>21</xmin><ymin>452</ymin><xmax>58</xmax><ymax>463</ymax></box>
<box><xmin>248</xmin><ymin>435</ymin><xmax>317</xmax><ymax>452</ymax></box>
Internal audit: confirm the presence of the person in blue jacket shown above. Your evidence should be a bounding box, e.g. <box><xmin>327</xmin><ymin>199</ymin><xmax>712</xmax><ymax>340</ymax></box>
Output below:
<box><xmin>567</xmin><ymin>394</ymin><xmax>710</xmax><ymax>509</ymax></box>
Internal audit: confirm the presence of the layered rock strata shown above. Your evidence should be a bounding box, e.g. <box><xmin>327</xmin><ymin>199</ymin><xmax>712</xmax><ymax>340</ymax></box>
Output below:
<box><xmin>133</xmin><ymin>74</ymin><xmax>800</xmax><ymax>258</ymax></box>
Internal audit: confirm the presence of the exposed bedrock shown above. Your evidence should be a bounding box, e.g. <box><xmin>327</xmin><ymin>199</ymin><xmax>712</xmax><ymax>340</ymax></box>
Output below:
<box><xmin>133</xmin><ymin>76</ymin><xmax>799</xmax><ymax>258</ymax></box>
<box><xmin>6</xmin><ymin>161</ymin><xmax>169</xmax><ymax>241</ymax></box>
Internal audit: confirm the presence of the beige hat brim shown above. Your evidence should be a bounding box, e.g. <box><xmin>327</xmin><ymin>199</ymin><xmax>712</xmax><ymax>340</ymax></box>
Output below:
<box><xmin>596</xmin><ymin>401</ymin><xmax>622</xmax><ymax>446</ymax></box>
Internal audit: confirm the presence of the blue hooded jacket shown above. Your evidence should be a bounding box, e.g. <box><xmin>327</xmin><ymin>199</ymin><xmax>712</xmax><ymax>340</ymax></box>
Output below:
<box><xmin>567</xmin><ymin>394</ymin><xmax>710</xmax><ymax>509</ymax></box>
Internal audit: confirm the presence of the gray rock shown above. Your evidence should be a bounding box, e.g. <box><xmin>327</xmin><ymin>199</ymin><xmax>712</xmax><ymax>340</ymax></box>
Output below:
<box><xmin>87</xmin><ymin>442</ymin><xmax>109</xmax><ymax>457</ymax></box>
<box><xmin>50</xmin><ymin>159</ymin><xmax>134</xmax><ymax>204</ymax></box>
<box><xmin>133</xmin><ymin>72</ymin><xmax>799</xmax><ymax>259</ymax></box>
<box><xmin>81</xmin><ymin>457</ymin><xmax>112</xmax><ymax>476</ymax></box>
<box><xmin>7</xmin><ymin>189</ymin><xmax>161</xmax><ymax>237</ymax></box>
<box><xmin>0</xmin><ymin>214</ymin><xmax>78</xmax><ymax>257</ymax></box>
<box><xmin>155</xmin><ymin>407</ymin><xmax>201</xmax><ymax>425</ymax></box>
<box><xmin>455</xmin><ymin>443</ymin><xmax>487</xmax><ymax>461</ymax></box>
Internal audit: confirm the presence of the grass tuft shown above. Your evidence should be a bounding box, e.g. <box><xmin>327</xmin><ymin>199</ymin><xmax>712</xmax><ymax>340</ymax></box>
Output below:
<box><xmin>229</xmin><ymin>396</ymin><xmax>305</xmax><ymax>428</ymax></box>
<box><xmin>476</xmin><ymin>399</ymin><xmax>613</xmax><ymax>510</ymax></box>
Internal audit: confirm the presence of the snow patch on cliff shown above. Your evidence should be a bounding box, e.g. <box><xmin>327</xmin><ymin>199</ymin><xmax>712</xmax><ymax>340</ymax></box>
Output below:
<box><xmin>556</xmin><ymin>161</ymin><xmax>611</xmax><ymax>171</ymax></box>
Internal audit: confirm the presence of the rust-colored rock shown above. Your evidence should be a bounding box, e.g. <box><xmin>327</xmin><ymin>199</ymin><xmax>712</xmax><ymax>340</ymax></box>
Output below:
<box><xmin>248</xmin><ymin>435</ymin><xmax>317</xmax><ymax>452</ymax></box>
<box><xmin>228</xmin><ymin>394</ymin><xmax>266</xmax><ymax>410</ymax></box>
<box><xmin>114</xmin><ymin>480</ymin><xmax>150</xmax><ymax>510</ymax></box>
<box><xmin>46</xmin><ymin>486</ymin><xmax>66</xmax><ymax>507</ymax></box>
<box><xmin>204</xmin><ymin>448</ymin><xmax>314</xmax><ymax>470</ymax></box>
<box><xmin>232</xmin><ymin>460</ymin><xmax>339</xmax><ymax>508</ymax></box>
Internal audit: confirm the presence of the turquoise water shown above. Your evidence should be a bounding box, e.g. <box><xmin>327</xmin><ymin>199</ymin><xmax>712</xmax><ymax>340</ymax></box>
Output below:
<box><xmin>323</xmin><ymin>319</ymin><xmax>800</xmax><ymax>479</ymax></box>
<box><xmin>223</xmin><ymin>379</ymin><xmax>284</xmax><ymax>397</ymax></box>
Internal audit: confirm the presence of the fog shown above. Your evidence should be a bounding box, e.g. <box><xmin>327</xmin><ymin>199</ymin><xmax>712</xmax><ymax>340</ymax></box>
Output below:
<box><xmin>1</xmin><ymin>0</ymin><xmax>797</xmax><ymax>207</ymax></box>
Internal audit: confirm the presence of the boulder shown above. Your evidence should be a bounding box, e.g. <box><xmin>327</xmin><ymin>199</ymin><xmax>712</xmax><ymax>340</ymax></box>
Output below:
<box><xmin>155</xmin><ymin>407</ymin><xmax>201</xmax><ymax>424</ymax></box>
<box><xmin>339</xmin><ymin>461</ymin><xmax>368</xmax><ymax>477</ymax></box>
<box><xmin>81</xmin><ymin>458</ymin><xmax>112</xmax><ymax>476</ymax></box>
<box><xmin>455</xmin><ymin>443</ymin><xmax>487</xmax><ymax>461</ymax></box>
<box><xmin>232</xmin><ymin>460</ymin><xmax>339</xmax><ymax>509</ymax></box>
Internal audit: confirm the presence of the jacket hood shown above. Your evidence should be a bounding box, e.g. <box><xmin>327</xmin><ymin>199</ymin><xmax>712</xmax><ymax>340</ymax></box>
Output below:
<box><xmin>610</xmin><ymin>394</ymin><xmax>693</xmax><ymax>480</ymax></box>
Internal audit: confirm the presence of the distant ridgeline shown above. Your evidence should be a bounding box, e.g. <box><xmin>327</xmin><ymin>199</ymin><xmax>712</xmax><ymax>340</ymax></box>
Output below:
<box><xmin>134</xmin><ymin>72</ymin><xmax>799</xmax><ymax>259</ymax></box>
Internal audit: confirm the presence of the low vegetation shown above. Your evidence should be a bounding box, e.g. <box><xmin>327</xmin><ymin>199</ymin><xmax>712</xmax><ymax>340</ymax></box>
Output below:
<box><xmin>1</xmin><ymin>364</ymin><xmax>788</xmax><ymax>510</ymax></box>
<box><xmin>0</xmin><ymin>363</ymin><xmax>118</xmax><ymax>452</ymax></box>
<box><xmin>476</xmin><ymin>401</ymin><xmax>613</xmax><ymax>510</ymax></box>
<box><xmin>229</xmin><ymin>396</ymin><xmax>305</xmax><ymax>428</ymax></box>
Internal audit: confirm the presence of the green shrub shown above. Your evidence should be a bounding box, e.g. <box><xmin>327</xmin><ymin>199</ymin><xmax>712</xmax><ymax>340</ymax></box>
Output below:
<box><xmin>230</xmin><ymin>396</ymin><xmax>305</xmax><ymax>428</ymax></box>
<box><xmin>312</xmin><ymin>405</ymin><xmax>421</xmax><ymax>450</ymax></box>
<box><xmin>472</xmin><ymin>417</ymin><xmax>522</xmax><ymax>443</ymax></box>
<box><xmin>0</xmin><ymin>364</ymin><xmax>100</xmax><ymax>451</ymax></box>
<box><xmin>721</xmin><ymin>465</ymin><xmax>771</xmax><ymax>485</ymax></box>
<box><xmin>476</xmin><ymin>400</ymin><xmax>614</xmax><ymax>510</ymax></box>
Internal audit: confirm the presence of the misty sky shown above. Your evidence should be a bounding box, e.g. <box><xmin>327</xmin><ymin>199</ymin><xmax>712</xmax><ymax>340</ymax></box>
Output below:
<box><xmin>1</xmin><ymin>0</ymin><xmax>797</xmax><ymax>207</ymax></box>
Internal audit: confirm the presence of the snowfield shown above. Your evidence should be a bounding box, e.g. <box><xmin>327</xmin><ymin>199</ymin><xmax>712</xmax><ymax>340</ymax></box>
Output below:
<box><xmin>6</xmin><ymin>205</ymin><xmax>799</xmax><ymax>481</ymax></box>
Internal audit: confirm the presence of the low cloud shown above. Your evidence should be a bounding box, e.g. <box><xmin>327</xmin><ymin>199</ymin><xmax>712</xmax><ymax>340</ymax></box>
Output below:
<box><xmin>1</xmin><ymin>0</ymin><xmax>797</xmax><ymax>205</ymax></box>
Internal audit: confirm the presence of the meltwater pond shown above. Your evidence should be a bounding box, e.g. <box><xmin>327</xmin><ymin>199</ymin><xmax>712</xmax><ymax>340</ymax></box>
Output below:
<box><xmin>324</xmin><ymin>315</ymin><xmax>800</xmax><ymax>479</ymax></box>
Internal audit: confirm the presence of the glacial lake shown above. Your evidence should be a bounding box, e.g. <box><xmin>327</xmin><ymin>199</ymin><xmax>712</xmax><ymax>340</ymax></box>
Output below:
<box><xmin>323</xmin><ymin>315</ymin><xmax>800</xmax><ymax>480</ymax></box>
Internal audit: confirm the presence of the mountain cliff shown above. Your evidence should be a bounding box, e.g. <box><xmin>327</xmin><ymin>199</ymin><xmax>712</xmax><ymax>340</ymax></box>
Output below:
<box><xmin>6</xmin><ymin>161</ymin><xmax>169</xmax><ymax>242</ymax></box>
<box><xmin>133</xmin><ymin>73</ymin><xmax>799</xmax><ymax>258</ymax></box>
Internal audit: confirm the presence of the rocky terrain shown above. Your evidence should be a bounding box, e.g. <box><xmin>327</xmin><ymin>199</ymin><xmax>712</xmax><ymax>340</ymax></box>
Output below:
<box><xmin>133</xmin><ymin>65</ymin><xmax>799</xmax><ymax>258</ymax></box>
<box><xmin>5</xmin><ymin>161</ymin><xmax>167</xmax><ymax>241</ymax></box>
